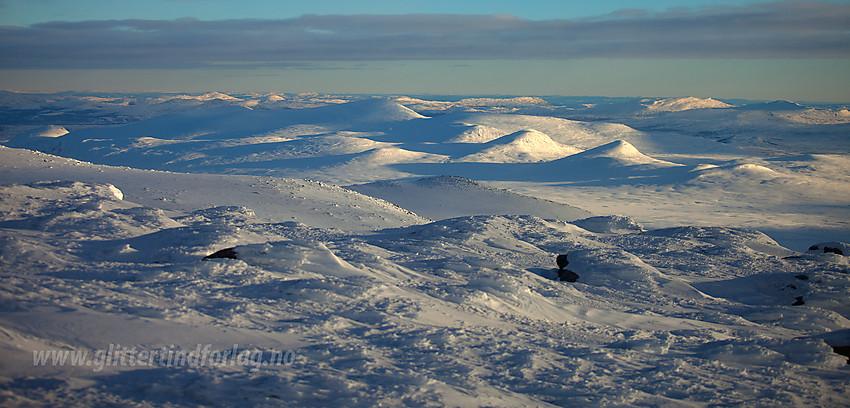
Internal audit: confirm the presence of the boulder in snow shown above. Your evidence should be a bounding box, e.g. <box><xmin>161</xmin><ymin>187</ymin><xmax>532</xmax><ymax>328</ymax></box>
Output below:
<box><xmin>807</xmin><ymin>242</ymin><xmax>849</xmax><ymax>256</ymax></box>
<box><xmin>556</xmin><ymin>254</ymin><xmax>569</xmax><ymax>269</ymax></box>
<box><xmin>818</xmin><ymin>329</ymin><xmax>850</xmax><ymax>364</ymax></box>
<box><xmin>555</xmin><ymin>253</ymin><xmax>579</xmax><ymax>282</ymax></box>
<box><xmin>557</xmin><ymin>268</ymin><xmax>580</xmax><ymax>283</ymax></box>
<box><xmin>203</xmin><ymin>247</ymin><xmax>239</xmax><ymax>260</ymax></box>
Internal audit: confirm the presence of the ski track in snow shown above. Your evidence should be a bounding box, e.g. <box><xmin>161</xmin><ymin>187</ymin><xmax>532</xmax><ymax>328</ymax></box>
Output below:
<box><xmin>1</xmin><ymin>92</ymin><xmax>849</xmax><ymax>407</ymax></box>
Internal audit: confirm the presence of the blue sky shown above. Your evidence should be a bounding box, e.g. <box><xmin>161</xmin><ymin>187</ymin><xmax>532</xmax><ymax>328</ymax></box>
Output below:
<box><xmin>1</xmin><ymin>0</ymin><xmax>849</xmax><ymax>101</ymax></box>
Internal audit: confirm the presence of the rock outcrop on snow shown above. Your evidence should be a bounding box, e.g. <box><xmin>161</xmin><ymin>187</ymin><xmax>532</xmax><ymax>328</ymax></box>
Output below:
<box><xmin>203</xmin><ymin>247</ymin><xmax>239</xmax><ymax>260</ymax></box>
<box><xmin>555</xmin><ymin>253</ymin><xmax>580</xmax><ymax>282</ymax></box>
<box><xmin>808</xmin><ymin>242</ymin><xmax>848</xmax><ymax>256</ymax></box>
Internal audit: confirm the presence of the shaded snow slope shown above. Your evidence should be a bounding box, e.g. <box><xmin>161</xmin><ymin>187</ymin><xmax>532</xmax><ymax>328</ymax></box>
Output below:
<box><xmin>347</xmin><ymin>175</ymin><xmax>591</xmax><ymax>221</ymax></box>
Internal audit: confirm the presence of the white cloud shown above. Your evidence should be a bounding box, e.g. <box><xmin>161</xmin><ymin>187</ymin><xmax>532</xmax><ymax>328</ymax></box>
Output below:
<box><xmin>1</xmin><ymin>1</ymin><xmax>848</xmax><ymax>69</ymax></box>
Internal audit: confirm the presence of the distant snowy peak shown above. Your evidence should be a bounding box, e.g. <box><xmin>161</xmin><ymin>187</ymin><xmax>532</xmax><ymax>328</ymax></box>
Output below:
<box><xmin>643</xmin><ymin>97</ymin><xmax>734</xmax><ymax>112</ymax></box>
<box><xmin>490</xmin><ymin>129</ymin><xmax>560</xmax><ymax>146</ymax></box>
<box><xmin>25</xmin><ymin>125</ymin><xmax>68</xmax><ymax>138</ymax></box>
<box><xmin>0</xmin><ymin>91</ymin><xmax>55</xmax><ymax>109</ymax></box>
<box><xmin>6</xmin><ymin>126</ymin><xmax>70</xmax><ymax>153</ymax></box>
<box><xmin>569</xmin><ymin>140</ymin><xmax>679</xmax><ymax>167</ymax></box>
<box><xmin>197</xmin><ymin>91</ymin><xmax>241</xmax><ymax>101</ymax></box>
<box><xmin>564</xmin><ymin>96</ymin><xmax>731</xmax><ymax>116</ymax></box>
<box><xmin>778</xmin><ymin>108</ymin><xmax>850</xmax><ymax>125</ymax></box>
<box><xmin>731</xmin><ymin>100</ymin><xmax>849</xmax><ymax>124</ymax></box>
<box><xmin>692</xmin><ymin>163</ymin><xmax>783</xmax><ymax>184</ymax></box>
<box><xmin>736</xmin><ymin>100</ymin><xmax>806</xmax><ymax>111</ymax></box>
<box><xmin>457</xmin><ymin>129</ymin><xmax>581</xmax><ymax>163</ymax></box>
<box><xmin>455</xmin><ymin>96</ymin><xmax>549</xmax><ymax>107</ymax></box>
<box><xmin>395</xmin><ymin>96</ymin><xmax>549</xmax><ymax>113</ymax></box>
<box><xmin>571</xmin><ymin>96</ymin><xmax>732</xmax><ymax>116</ymax></box>
<box><xmin>155</xmin><ymin>92</ymin><xmax>243</xmax><ymax>103</ymax></box>
<box><xmin>331</xmin><ymin>98</ymin><xmax>428</xmax><ymax>122</ymax></box>
<box><xmin>448</xmin><ymin>124</ymin><xmax>507</xmax><ymax>143</ymax></box>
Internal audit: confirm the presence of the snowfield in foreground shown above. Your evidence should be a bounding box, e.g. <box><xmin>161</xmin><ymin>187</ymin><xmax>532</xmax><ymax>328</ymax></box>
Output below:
<box><xmin>1</xmin><ymin>93</ymin><xmax>849</xmax><ymax>406</ymax></box>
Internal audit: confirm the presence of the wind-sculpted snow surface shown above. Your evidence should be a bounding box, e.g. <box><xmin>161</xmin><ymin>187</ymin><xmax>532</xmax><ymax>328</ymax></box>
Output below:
<box><xmin>1</xmin><ymin>92</ymin><xmax>850</xmax><ymax>406</ymax></box>
<box><xmin>1</xmin><ymin>148</ymin><xmax>849</xmax><ymax>406</ymax></box>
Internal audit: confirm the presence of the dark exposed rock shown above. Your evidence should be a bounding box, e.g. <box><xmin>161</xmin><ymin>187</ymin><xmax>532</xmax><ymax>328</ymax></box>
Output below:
<box><xmin>818</xmin><ymin>330</ymin><xmax>850</xmax><ymax>364</ymax></box>
<box><xmin>792</xmin><ymin>296</ymin><xmax>805</xmax><ymax>306</ymax></box>
<box><xmin>832</xmin><ymin>346</ymin><xmax>850</xmax><ymax>364</ymax></box>
<box><xmin>558</xmin><ymin>269</ymin><xmax>580</xmax><ymax>283</ymax></box>
<box><xmin>794</xmin><ymin>274</ymin><xmax>809</xmax><ymax>280</ymax></box>
<box><xmin>556</xmin><ymin>254</ymin><xmax>569</xmax><ymax>269</ymax></box>
<box><xmin>807</xmin><ymin>242</ymin><xmax>848</xmax><ymax>256</ymax></box>
<box><xmin>555</xmin><ymin>253</ymin><xmax>579</xmax><ymax>282</ymax></box>
<box><xmin>203</xmin><ymin>247</ymin><xmax>239</xmax><ymax>260</ymax></box>
<box><xmin>824</xmin><ymin>247</ymin><xmax>844</xmax><ymax>255</ymax></box>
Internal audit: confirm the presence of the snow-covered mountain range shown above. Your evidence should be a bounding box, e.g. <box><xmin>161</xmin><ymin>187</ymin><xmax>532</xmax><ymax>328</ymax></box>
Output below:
<box><xmin>1</xmin><ymin>92</ymin><xmax>848</xmax><ymax>406</ymax></box>
<box><xmin>6</xmin><ymin>93</ymin><xmax>846</xmax><ymax>248</ymax></box>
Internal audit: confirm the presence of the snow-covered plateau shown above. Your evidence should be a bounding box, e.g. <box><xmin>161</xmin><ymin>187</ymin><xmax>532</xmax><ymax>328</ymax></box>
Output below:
<box><xmin>1</xmin><ymin>92</ymin><xmax>848</xmax><ymax>407</ymax></box>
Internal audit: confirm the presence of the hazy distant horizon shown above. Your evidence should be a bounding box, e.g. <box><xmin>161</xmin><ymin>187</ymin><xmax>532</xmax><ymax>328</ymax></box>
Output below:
<box><xmin>1</xmin><ymin>88</ymin><xmax>847</xmax><ymax>106</ymax></box>
<box><xmin>1</xmin><ymin>0</ymin><xmax>849</xmax><ymax>102</ymax></box>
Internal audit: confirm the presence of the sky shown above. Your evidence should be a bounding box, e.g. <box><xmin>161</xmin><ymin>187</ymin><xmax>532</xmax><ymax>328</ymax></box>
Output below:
<box><xmin>1</xmin><ymin>0</ymin><xmax>849</xmax><ymax>102</ymax></box>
